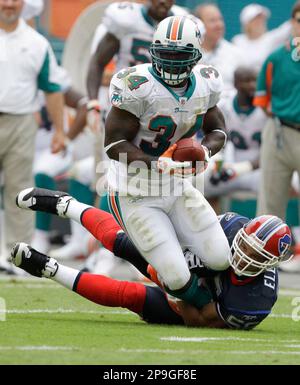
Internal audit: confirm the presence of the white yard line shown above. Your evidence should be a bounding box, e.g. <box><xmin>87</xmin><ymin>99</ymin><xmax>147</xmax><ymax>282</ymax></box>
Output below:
<box><xmin>160</xmin><ymin>336</ymin><xmax>300</xmax><ymax>343</ymax></box>
<box><xmin>0</xmin><ymin>346</ymin><xmax>76</xmax><ymax>351</ymax></box>
<box><xmin>119</xmin><ymin>348</ymin><xmax>300</xmax><ymax>356</ymax></box>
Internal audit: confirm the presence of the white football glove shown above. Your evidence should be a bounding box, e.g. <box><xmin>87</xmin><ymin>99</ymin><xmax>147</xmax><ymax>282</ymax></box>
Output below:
<box><xmin>87</xmin><ymin>99</ymin><xmax>101</xmax><ymax>133</ymax></box>
<box><xmin>157</xmin><ymin>144</ymin><xmax>194</xmax><ymax>176</ymax></box>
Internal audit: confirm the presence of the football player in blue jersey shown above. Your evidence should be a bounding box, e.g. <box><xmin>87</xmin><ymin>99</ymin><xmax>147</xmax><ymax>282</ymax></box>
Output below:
<box><xmin>12</xmin><ymin>187</ymin><xmax>292</xmax><ymax>330</ymax></box>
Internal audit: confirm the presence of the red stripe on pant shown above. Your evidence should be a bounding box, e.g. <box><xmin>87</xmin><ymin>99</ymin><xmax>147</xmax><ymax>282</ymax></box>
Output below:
<box><xmin>76</xmin><ymin>273</ymin><xmax>146</xmax><ymax>314</ymax></box>
<box><xmin>81</xmin><ymin>208</ymin><xmax>121</xmax><ymax>252</ymax></box>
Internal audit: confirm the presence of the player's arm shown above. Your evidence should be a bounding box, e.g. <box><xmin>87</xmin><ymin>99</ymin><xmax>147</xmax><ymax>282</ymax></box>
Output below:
<box><xmin>177</xmin><ymin>301</ymin><xmax>227</xmax><ymax>328</ymax></box>
<box><xmin>64</xmin><ymin>88</ymin><xmax>88</xmax><ymax>140</ymax></box>
<box><xmin>201</xmin><ymin>105</ymin><xmax>227</xmax><ymax>157</ymax></box>
<box><xmin>105</xmin><ymin>106</ymin><xmax>157</xmax><ymax>168</ymax></box>
<box><xmin>87</xmin><ymin>33</ymin><xmax>120</xmax><ymax>100</ymax></box>
<box><xmin>253</xmin><ymin>56</ymin><xmax>274</xmax><ymax>117</ymax></box>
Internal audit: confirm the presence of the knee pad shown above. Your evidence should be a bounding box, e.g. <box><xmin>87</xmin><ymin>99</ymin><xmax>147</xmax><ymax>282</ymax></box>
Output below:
<box><xmin>159</xmin><ymin>261</ymin><xmax>191</xmax><ymax>291</ymax></box>
<box><xmin>127</xmin><ymin>209</ymin><xmax>168</xmax><ymax>252</ymax></box>
<box><xmin>182</xmin><ymin>189</ymin><xmax>217</xmax><ymax>232</ymax></box>
<box><xmin>194</xmin><ymin>236</ymin><xmax>230</xmax><ymax>271</ymax></box>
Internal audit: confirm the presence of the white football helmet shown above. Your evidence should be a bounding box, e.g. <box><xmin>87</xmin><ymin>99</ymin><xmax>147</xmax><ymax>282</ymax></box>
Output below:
<box><xmin>150</xmin><ymin>16</ymin><xmax>203</xmax><ymax>86</ymax></box>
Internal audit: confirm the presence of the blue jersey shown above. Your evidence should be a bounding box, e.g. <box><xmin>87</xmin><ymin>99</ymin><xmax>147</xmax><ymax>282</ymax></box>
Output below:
<box><xmin>211</xmin><ymin>212</ymin><xmax>279</xmax><ymax>330</ymax></box>
<box><xmin>113</xmin><ymin>212</ymin><xmax>279</xmax><ymax>329</ymax></box>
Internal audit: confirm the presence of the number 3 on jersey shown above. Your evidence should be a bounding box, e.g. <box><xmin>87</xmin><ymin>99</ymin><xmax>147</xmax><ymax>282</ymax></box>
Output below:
<box><xmin>140</xmin><ymin>115</ymin><xmax>203</xmax><ymax>156</ymax></box>
<box><xmin>140</xmin><ymin>116</ymin><xmax>176</xmax><ymax>156</ymax></box>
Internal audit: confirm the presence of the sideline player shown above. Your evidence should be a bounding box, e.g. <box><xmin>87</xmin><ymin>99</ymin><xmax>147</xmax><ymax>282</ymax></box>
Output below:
<box><xmin>86</xmin><ymin>0</ymin><xmax>189</xmax><ymax>129</ymax></box>
<box><xmin>14</xmin><ymin>187</ymin><xmax>292</xmax><ymax>330</ymax></box>
<box><xmin>104</xmin><ymin>16</ymin><xmax>230</xmax><ymax>308</ymax></box>
<box><xmin>204</xmin><ymin>67</ymin><xmax>266</xmax><ymax>199</ymax></box>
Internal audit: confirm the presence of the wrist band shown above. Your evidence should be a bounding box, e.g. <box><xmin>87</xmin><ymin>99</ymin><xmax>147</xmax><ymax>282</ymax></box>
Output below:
<box><xmin>212</xmin><ymin>129</ymin><xmax>228</xmax><ymax>147</ymax></box>
<box><xmin>104</xmin><ymin>139</ymin><xmax>127</xmax><ymax>152</ymax></box>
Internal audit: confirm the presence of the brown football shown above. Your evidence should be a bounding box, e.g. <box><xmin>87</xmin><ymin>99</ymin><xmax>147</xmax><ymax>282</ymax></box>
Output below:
<box><xmin>172</xmin><ymin>138</ymin><xmax>206</xmax><ymax>163</ymax></box>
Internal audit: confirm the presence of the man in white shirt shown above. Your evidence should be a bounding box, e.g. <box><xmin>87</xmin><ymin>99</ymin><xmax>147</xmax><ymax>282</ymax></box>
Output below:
<box><xmin>0</xmin><ymin>0</ymin><xmax>65</xmax><ymax>266</ymax></box>
<box><xmin>232</xmin><ymin>3</ymin><xmax>291</xmax><ymax>71</ymax></box>
<box><xmin>194</xmin><ymin>3</ymin><xmax>245</xmax><ymax>98</ymax></box>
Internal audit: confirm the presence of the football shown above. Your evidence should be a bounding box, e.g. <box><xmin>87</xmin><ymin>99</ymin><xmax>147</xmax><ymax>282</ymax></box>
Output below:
<box><xmin>172</xmin><ymin>138</ymin><xmax>206</xmax><ymax>164</ymax></box>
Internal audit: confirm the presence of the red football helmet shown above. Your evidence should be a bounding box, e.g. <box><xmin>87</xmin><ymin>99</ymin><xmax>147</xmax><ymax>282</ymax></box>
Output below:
<box><xmin>230</xmin><ymin>215</ymin><xmax>292</xmax><ymax>277</ymax></box>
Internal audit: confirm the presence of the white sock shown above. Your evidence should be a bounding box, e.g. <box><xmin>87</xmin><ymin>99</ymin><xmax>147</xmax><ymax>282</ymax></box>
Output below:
<box><xmin>51</xmin><ymin>264</ymin><xmax>80</xmax><ymax>290</ymax></box>
<box><xmin>61</xmin><ymin>199</ymin><xmax>91</xmax><ymax>224</ymax></box>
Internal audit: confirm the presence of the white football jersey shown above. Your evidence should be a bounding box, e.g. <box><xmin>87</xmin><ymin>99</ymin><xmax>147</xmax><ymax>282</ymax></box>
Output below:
<box><xmin>219</xmin><ymin>94</ymin><xmax>267</xmax><ymax>163</ymax></box>
<box><xmin>99</xmin><ymin>2</ymin><xmax>187</xmax><ymax>71</ymax></box>
<box><xmin>107</xmin><ymin>63</ymin><xmax>223</xmax><ymax>195</ymax></box>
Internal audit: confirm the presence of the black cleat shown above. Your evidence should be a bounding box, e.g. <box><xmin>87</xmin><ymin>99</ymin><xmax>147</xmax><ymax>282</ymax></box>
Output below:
<box><xmin>10</xmin><ymin>243</ymin><xmax>58</xmax><ymax>278</ymax></box>
<box><xmin>16</xmin><ymin>187</ymin><xmax>72</xmax><ymax>216</ymax></box>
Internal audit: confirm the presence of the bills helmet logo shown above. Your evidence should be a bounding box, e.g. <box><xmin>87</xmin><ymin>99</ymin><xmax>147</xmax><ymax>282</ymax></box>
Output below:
<box><xmin>278</xmin><ymin>234</ymin><xmax>291</xmax><ymax>255</ymax></box>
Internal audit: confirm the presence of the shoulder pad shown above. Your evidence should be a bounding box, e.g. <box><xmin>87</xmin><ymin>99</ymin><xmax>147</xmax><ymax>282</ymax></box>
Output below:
<box><xmin>196</xmin><ymin>64</ymin><xmax>223</xmax><ymax>93</ymax></box>
<box><xmin>109</xmin><ymin>65</ymin><xmax>152</xmax><ymax>117</ymax></box>
<box><xmin>102</xmin><ymin>2</ymin><xmax>140</xmax><ymax>39</ymax></box>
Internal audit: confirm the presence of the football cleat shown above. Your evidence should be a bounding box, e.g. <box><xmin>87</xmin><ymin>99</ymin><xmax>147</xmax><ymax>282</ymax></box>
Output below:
<box><xmin>10</xmin><ymin>243</ymin><xmax>58</xmax><ymax>278</ymax></box>
<box><xmin>16</xmin><ymin>187</ymin><xmax>72</xmax><ymax>217</ymax></box>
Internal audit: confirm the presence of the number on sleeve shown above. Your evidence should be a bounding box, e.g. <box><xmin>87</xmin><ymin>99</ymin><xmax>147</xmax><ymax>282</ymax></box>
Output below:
<box><xmin>128</xmin><ymin>75</ymin><xmax>149</xmax><ymax>91</ymax></box>
<box><xmin>200</xmin><ymin>66</ymin><xmax>219</xmax><ymax>79</ymax></box>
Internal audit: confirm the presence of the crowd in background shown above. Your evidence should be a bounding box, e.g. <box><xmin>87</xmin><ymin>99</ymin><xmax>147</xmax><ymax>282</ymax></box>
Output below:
<box><xmin>1</xmin><ymin>0</ymin><xmax>300</xmax><ymax>275</ymax></box>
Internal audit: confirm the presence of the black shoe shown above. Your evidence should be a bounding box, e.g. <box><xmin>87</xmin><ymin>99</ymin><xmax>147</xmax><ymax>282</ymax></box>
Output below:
<box><xmin>10</xmin><ymin>243</ymin><xmax>58</xmax><ymax>278</ymax></box>
<box><xmin>16</xmin><ymin>187</ymin><xmax>72</xmax><ymax>216</ymax></box>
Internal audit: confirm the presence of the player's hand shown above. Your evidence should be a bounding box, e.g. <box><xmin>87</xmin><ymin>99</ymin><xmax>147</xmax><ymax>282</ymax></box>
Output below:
<box><xmin>198</xmin><ymin>145</ymin><xmax>210</xmax><ymax>173</ymax></box>
<box><xmin>51</xmin><ymin>131</ymin><xmax>67</xmax><ymax>154</ymax></box>
<box><xmin>87</xmin><ymin>99</ymin><xmax>101</xmax><ymax>133</ymax></box>
<box><xmin>157</xmin><ymin>144</ymin><xmax>194</xmax><ymax>176</ymax></box>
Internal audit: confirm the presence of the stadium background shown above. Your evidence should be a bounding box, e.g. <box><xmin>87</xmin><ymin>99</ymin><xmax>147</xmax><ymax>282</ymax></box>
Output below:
<box><xmin>40</xmin><ymin>0</ymin><xmax>296</xmax><ymax>61</ymax></box>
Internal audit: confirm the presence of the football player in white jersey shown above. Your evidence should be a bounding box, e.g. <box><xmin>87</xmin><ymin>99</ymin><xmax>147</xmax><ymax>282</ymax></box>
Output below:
<box><xmin>104</xmin><ymin>16</ymin><xmax>231</xmax><ymax>309</ymax></box>
<box><xmin>86</xmin><ymin>0</ymin><xmax>188</xmax><ymax>130</ymax></box>
<box><xmin>204</xmin><ymin>67</ymin><xmax>266</xmax><ymax>199</ymax></box>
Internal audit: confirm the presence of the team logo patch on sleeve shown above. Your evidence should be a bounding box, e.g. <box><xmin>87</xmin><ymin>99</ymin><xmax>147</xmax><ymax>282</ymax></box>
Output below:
<box><xmin>278</xmin><ymin>234</ymin><xmax>291</xmax><ymax>255</ymax></box>
<box><xmin>111</xmin><ymin>91</ymin><xmax>123</xmax><ymax>107</ymax></box>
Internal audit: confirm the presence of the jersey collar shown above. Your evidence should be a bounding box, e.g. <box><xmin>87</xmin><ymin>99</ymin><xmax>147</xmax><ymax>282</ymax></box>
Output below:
<box><xmin>230</xmin><ymin>269</ymin><xmax>257</xmax><ymax>286</ymax></box>
<box><xmin>148</xmin><ymin>66</ymin><xmax>196</xmax><ymax>102</ymax></box>
<box><xmin>233</xmin><ymin>95</ymin><xmax>255</xmax><ymax>116</ymax></box>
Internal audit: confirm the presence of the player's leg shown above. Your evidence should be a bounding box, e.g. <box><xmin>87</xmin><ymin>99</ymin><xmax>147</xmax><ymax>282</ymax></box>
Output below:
<box><xmin>16</xmin><ymin>187</ymin><xmax>134</xmax><ymax>265</ymax></box>
<box><xmin>111</xmin><ymin>194</ymin><xmax>213</xmax><ymax>308</ymax></box>
<box><xmin>16</xmin><ymin>188</ymin><xmax>212</xmax><ymax>308</ymax></box>
<box><xmin>257</xmin><ymin>119</ymin><xmax>292</xmax><ymax>219</ymax></box>
<box><xmin>111</xmin><ymin>194</ymin><xmax>191</xmax><ymax>290</ymax></box>
<box><xmin>170</xmin><ymin>184</ymin><xmax>231</xmax><ymax>271</ymax></box>
<box><xmin>10</xmin><ymin>243</ymin><xmax>183</xmax><ymax>325</ymax></box>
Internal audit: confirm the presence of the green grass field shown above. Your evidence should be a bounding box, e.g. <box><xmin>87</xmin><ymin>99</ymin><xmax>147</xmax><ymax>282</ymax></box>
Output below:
<box><xmin>0</xmin><ymin>277</ymin><xmax>300</xmax><ymax>365</ymax></box>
